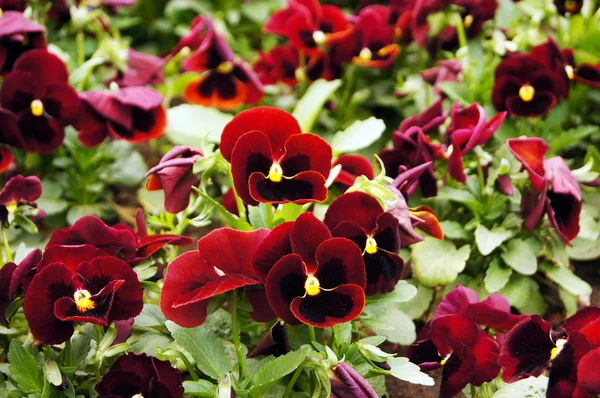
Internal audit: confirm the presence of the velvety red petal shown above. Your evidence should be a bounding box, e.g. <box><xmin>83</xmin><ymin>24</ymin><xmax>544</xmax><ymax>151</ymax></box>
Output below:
<box><xmin>107</xmin><ymin>105</ymin><xmax>166</xmax><ymax>144</ymax></box>
<box><xmin>440</xmin><ymin>344</ymin><xmax>476</xmax><ymax>398</ymax></box>
<box><xmin>564</xmin><ymin>307</ymin><xmax>600</xmax><ymax>348</ymax></box>
<box><xmin>248</xmin><ymin>320</ymin><xmax>290</xmax><ymax>358</ymax></box>
<box><xmin>280</xmin><ymin>133</ymin><xmax>332</xmax><ymax>179</ymax></box>
<box><xmin>324</xmin><ymin>191</ymin><xmax>383</xmax><ymax>233</ymax></box>
<box><xmin>0</xmin><ymin>147</ymin><xmax>13</xmax><ymax>173</ymax></box>
<box><xmin>0</xmin><ymin>262</ymin><xmax>17</xmax><ymax>327</ymax></box>
<box><xmin>134</xmin><ymin>235</ymin><xmax>194</xmax><ymax>264</ymax></box>
<box><xmin>470</xmin><ymin>331</ymin><xmax>501</xmax><ymax>386</ymax></box>
<box><xmin>246</xmin><ymin>287</ymin><xmax>277</xmax><ymax>322</ymax></box>
<box><xmin>230</xmin><ymin>130</ymin><xmax>273</xmax><ymax>206</ymax></box>
<box><xmin>507</xmin><ymin>137</ymin><xmax>549</xmax><ymax>193</ymax></box>
<box><xmin>289</xmin><ymin>212</ymin><xmax>331</xmax><ymax>271</ymax></box>
<box><xmin>13</xmin><ymin>49</ymin><xmax>68</xmax><ymax>84</ymax></box>
<box><xmin>290</xmin><ymin>284</ymin><xmax>365</xmax><ymax>327</ymax></box>
<box><xmin>248</xmin><ymin>170</ymin><xmax>328</xmax><ymax>204</ymax></box>
<box><xmin>333</xmin><ymin>154</ymin><xmax>375</xmax><ymax>189</ymax></box>
<box><xmin>424</xmin><ymin>315</ymin><xmax>479</xmax><ymax>357</ymax></box>
<box><xmin>54</xmin><ymin>279</ymin><xmax>124</xmax><ymax>325</ymax></box>
<box><xmin>435</xmin><ymin>285</ymin><xmax>479</xmax><ymax>318</ymax></box>
<box><xmin>37</xmin><ymin>244</ymin><xmax>107</xmax><ymax>271</ymax></box>
<box><xmin>264</xmin><ymin>253</ymin><xmax>306</xmax><ymax>325</ymax></box>
<box><xmin>9</xmin><ymin>248</ymin><xmax>41</xmax><ymax>296</ymax></box>
<box><xmin>575</xmin><ymin>64</ymin><xmax>600</xmax><ymax>88</ymax></box>
<box><xmin>44</xmin><ymin>81</ymin><xmax>82</xmax><ymax>125</ymax></box>
<box><xmin>172</xmin><ymin>274</ymin><xmax>259</xmax><ymax>307</ymax></box>
<box><xmin>252</xmin><ymin>221</ymin><xmax>294</xmax><ymax>283</ymax></box>
<box><xmin>576</xmin><ymin>347</ymin><xmax>600</xmax><ymax>396</ymax></box>
<box><xmin>410</xmin><ymin>206</ymin><xmax>444</xmax><ymax>239</ymax></box>
<box><xmin>548</xmin><ymin>331</ymin><xmax>591</xmax><ymax>398</ymax></box>
<box><xmin>544</xmin><ymin>157</ymin><xmax>582</xmax><ymax>244</ymax></box>
<box><xmin>505</xmin><ymin>91</ymin><xmax>557</xmax><ymax>118</ymax></box>
<box><xmin>315</xmin><ymin>237</ymin><xmax>366</xmax><ymax>289</ymax></box>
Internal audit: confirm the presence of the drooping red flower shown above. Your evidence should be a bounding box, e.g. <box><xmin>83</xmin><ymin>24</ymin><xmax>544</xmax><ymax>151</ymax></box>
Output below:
<box><xmin>0</xmin><ymin>11</ymin><xmax>46</xmax><ymax>74</ymax></box>
<box><xmin>574</xmin><ymin>348</ymin><xmax>600</xmax><ymax>398</ymax></box>
<box><xmin>507</xmin><ymin>137</ymin><xmax>582</xmax><ymax>243</ymax></box>
<box><xmin>146</xmin><ymin>146</ymin><xmax>203</xmax><ymax>214</ymax></box>
<box><xmin>0</xmin><ymin>174</ymin><xmax>42</xmax><ymax>223</ymax></box>
<box><xmin>24</xmin><ymin>256</ymin><xmax>143</xmax><ymax>344</ymax></box>
<box><xmin>445</xmin><ymin>103</ymin><xmax>506</xmax><ymax>183</ymax></box>
<box><xmin>399</xmin><ymin>97</ymin><xmax>447</xmax><ymax>134</ymax></box>
<box><xmin>248</xmin><ymin>321</ymin><xmax>290</xmax><ymax>358</ymax></box>
<box><xmin>183</xmin><ymin>24</ymin><xmax>263</xmax><ymax>110</ymax></box>
<box><xmin>221</xmin><ymin>107</ymin><xmax>332</xmax><ymax>206</ymax></box>
<box><xmin>0</xmin><ymin>50</ymin><xmax>80</xmax><ymax>154</ymax></box>
<box><xmin>254</xmin><ymin>45</ymin><xmax>299</xmax><ymax>87</ymax></box>
<box><xmin>332</xmin><ymin>154</ymin><xmax>375</xmax><ymax>191</ymax></box>
<box><xmin>8</xmin><ymin>248</ymin><xmax>41</xmax><ymax>296</ymax></box>
<box><xmin>324</xmin><ymin>192</ymin><xmax>404</xmax><ymax>296</ymax></box>
<box><xmin>161</xmin><ymin>228</ymin><xmax>269</xmax><ymax>327</ymax></box>
<box><xmin>96</xmin><ymin>353</ymin><xmax>184</xmax><ymax>398</ymax></box>
<box><xmin>113</xmin><ymin>49</ymin><xmax>165</xmax><ymax>88</ymax></box>
<box><xmin>75</xmin><ymin>86</ymin><xmax>166</xmax><ymax>147</ymax></box>
<box><xmin>253</xmin><ymin>212</ymin><xmax>366</xmax><ymax>327</ymax></box>
<box><xmin>408</xmin><ymin>314</ymin><xmax>501</xmax><ymax>397</ymax></box>
<box><xmin>554</xmin><ymin>0</ymin><xmax>583</xmax><ymax>15</ymax></box>
<box><xmin>420</xmin><ymin>60</ymin><xmax>463</xmax><ymax>95</ymax></box>
<box><xmin>0</xmin><ymin>262</ymin><xmax>16</xmax><ymax>326</ymax></box>
<box><xmin>492</xmin><ymin>53</ymin><xmax>565</xmax><ymax>117</ymax></box>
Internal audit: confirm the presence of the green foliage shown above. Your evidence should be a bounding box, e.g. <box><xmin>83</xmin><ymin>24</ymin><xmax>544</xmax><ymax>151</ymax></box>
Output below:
<box><xmin>412</xmin><ymin>237</ymin><xmax>471</xmax><ymax>287</ymax></box>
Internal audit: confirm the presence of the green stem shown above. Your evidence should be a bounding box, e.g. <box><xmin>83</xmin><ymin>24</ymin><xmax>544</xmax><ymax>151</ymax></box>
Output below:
<box><xmin>282</xmin><ymin>364</ymin><xmax>304</xmax><ymax>398</ymax></box>
<box><xmin>454</xmin><ymin>14</ymin><xmax>468</xmax><ymax>49</ymax></box>
<box><xmin>471</xmin><ymin>384</ymin><xmax>477</xmax><ymax>397</ymax></box>
<box><xmin>2</xmin><ymin>226</ymin><xmax>12</xmax><ymax>264</ymax></box>
<box><xmin>77</xmin><ymin>30</ymin><xmax>85</xmax><ymax>66</ymax></box>
<box><xmin>307</xmin><ymin>325</ymin><xmax>317</xmax><ymax>342</ymax></box>
<box><xmin>265</xmin><ymin>203</ymin><xmax>274</xmax><ymax>229</ymax></box>
<box><xmin>174</xmin><ymin>350</ymin><xmax>199</xmax><ymax>381</ymax></box>
<box><xmin>228</xmin><ymin>170</ymin><xmax>247</xmax><ymax>223</ymax></box>
<box><xmin>231</xmin><ymin>290</ymin><xmax>248</xmax><ymax>379</ymax></box>
<box><xmin>476</xmin><ymin>156</ymin><xmax>486</xmax><ymax>195</ymax></box>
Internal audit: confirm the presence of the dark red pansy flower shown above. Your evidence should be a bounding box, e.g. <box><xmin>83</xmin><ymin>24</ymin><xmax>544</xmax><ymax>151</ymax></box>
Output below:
<box><xmin>253</xmin><ymin>213</ymin><xmax>366</xmax><ymax>327</ymax></box>
<box><xmin>445</xmin><ymin>103</ymin><xmax>506</xmax><ymax>183</ymax></box>
<box><xmin>8</xmin><ymin>248</ymin><xmax>41</xmax><ymax>296</ymax></box>
<box><xmin>248</xmin><ymin>321</ymin><xmax>290</xmax><ymax>358</ymax></box>
<box><xmin>246</xmin><ymin>287</ymin><xmax>278</xmax><ymax>322</ymax></box>
<box><xmin>161</xmin><ymin>228</ymin><xmax>269</xmax><ymax>327</ymax></box>
<box><xmin>171</xmin><ymin>16</ymin><xmax>209</xmax><ymax>55</ymax></box>
<box><xmin>221</xmin><ymin>107</ymin><xmax>332</xmax><ymax>206</ymax></box>
<box><xmin>0</xmin><ymin>11</ymin><xmax>46</xmax><ymax>74</ymax></box>
<box><xmin>0</xmin><ymin>262</ymin><xmax>16</xmax><ymax>326</ymax></box>
<box><xmin>75</xmin><ymin>86</ymin><xmax>166</xmax><ymax>147</ymax></box>
<box><xmin>332</xmin><ymin>154</ymin><xmax>375</xmax><ymax>191</ymax></box>
<box><xmin>96</xmin><ymin>353</ymin><xmax>184</xmax><ymax>398</ymax></box>
<box><xmin>574</xmin><ymin>348</ymin><xmax>600</xmax><ymax>398</ymax></box>
<box><xmin>113</xmin><ymin>49</ymin><xmax>165</xmax><ymax>88</ymax></box>
<box><xmin>0</xmin><ymin>49</ymin><xmax>80</xmax><ymax>154</ymax></box>
<box><xmin>183</xmin><ymin>25</ymin><xmax>263</xmax><ymax>110</ymax></box>
<box><xmin>0</xmin><ymin>146</ymin><xmax>13</xmax><ymax>173</ymax></box>
<box><xmin>399</xmin><ymin>97</ymin><xmax>447</xmax><ymax>134</ymax></box>
<box><xmin>254</xmin><ymin>44</ymin><xmax>299</xmax><ymax>87</ymax></box>
<box><xmin>554</xmin><ymin>0</ymin><xmax>583</xmax><ymax>15</ymax></box>
<box><xmin>264</xmin><ymin>0</ymin><xmax>351</xmax><ymax>54</ymax></box>
<box><xmin>507</xmin><ymin>137</ymin><xmax>582</xmax><ymax>243</ymax></box>
<box><xmin>407</xmin><ymin>314</ymin><xmax>501</xmax><ymax>397</ymax></box>
<box><xmin>24</xmin><ymin>256</ymin><xmax>143</xmax><ymax>344</ymax></box>
<box><xmin>492</xmin><ymin>53</ymin><xmax>565</xmax><ymax>117</ymax></box>
<box><xmin>146</xmin><ymin>146</ymin><xmax>203</xmax><ymax>214</ymax></box>
<box><xmin>324</xmin><ymin>191</ymin><xmax>404</xmax><ymax>296</ymax></box>
<box><xmin>0</xmin><ymin>174</ymin><xmax>42</xmax><ymax>223</ymax></box>
<box><xmin>330</xmin><ymin>361</ymin><xmax>379</xmax><ymax>398</ymax></box>
<box><xmin>435</xmin><ymin>285</ymin><xmax>524</xmax><ymax>331</ymax></box>
<box><xmin>420</xmin><ymin>60</ymin><xmax>463</xmax><ymax>95</ymax></box>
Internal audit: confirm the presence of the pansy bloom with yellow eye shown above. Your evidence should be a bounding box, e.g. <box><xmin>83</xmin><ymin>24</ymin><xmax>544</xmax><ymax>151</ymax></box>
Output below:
<box><xmin>24</xmin><ymin>255</ymin><xmax>143</xmax><ymax>345</ymax></box>
<box><xmin>324</xmin><ymin>191</ymin><xmax>404</xmax><ymax>296</ymax></box>
<box><xmin>0</xmin><ymin>49</ymin><xmax>81</xmax><ymax>154</ymax></box>
<box><xmin>221</xmin><ymin>106</ymin><xmax>332</xmax><ymax>206</ymax></box>
<box><xmin>252</xmin><ymin>212</ymin><xmax>366</xmax><ymax>327</ymax></box>
<box><xmin>0</xmin><ymin>174</ymin><xmax>42</xmax><ymax>224</ymax></box>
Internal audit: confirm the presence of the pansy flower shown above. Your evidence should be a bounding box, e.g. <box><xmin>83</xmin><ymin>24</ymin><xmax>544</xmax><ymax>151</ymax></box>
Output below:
<box><xmin>254</xmin><ymin>45</ymin><xmax>299</xmax><ymax>87</ymax></box>
<box><xmin>24</xmin><ymin>256</ymin><xmax>143</xmax><ymax>344</ymax></box>
<box><xmin>249</xmin><ymin>321</ymin><xmax>290</xmax><ymax>358</ymax></box>
<box><xmin>252</xmin><ymin>212</ymin><xmax>366</xmax><ymax>327</ymax></box>
<box><xmin>420</xmin><ymin>60</ymin><xmax>463</xmax><ymax>95</ymax></box>
<box><xmin>183</xmin><ymin>24</ymin><xmax>263</xmax><ymax>110</ymax></box>
<box><xmin>324</xmin><ymin>191</ymin><xmax>403</xmax><ymax>296</ymax></box>
<box><xmin>0</xmin><ymin>11</ymin><xmax>46</xmax><ymax>74</ymax></box>
<box><xmin>75</xmin><ymin>86</ymin><xmax>166</xmax><ymax>147</ymax></box>
<box><xmin>146</xmin><ymin>146</ymin><xmax>203</xmax><ymax>214</ymax></box>
<box><xmin>445</xmin><ymin>102</ymin><xmax>506</xmax><ymax>183</ymax></box>
<box><xmin>221</xmin><ymin>107</ymin><xmax>332</xmax><ymax>206</ymax></box>
<box><xmin>0</xmin><ymin>262</ymin><xmax>16</xmax><ymax>326</ymax></box>
<box><xmin>0</xmin><ymin>50</ymin><xmax>80</xmax><ymax>154</ymax></box>
<box><xmin>408</xmin><ymin>314</ymin><xmax>501</xmax><ymax>397</ymax></box>
<box><xmin>574</xmin><ymin>348</ymin><xmax>600</xmax><ymax>398</ymax></box>
<box><xmin>0</xmin><ymin>174</ymin><xmax>42</xmax><ymax>224</ymax></box>
<box><xmin>554</xmin><ymin>0</ymin><xmax>583</xmax><ymax>15</ymax></box>
<box><xmin>507</xmin><ymin>137</ymin><xmax>582</xmax><ymax>243</ymax></box>
<box><xmin>492</xmin><ymin>53</ymin><xmax>565</xmax><ymax>117</ymax></box>
<box><xmin>113</xmin><ymin>49</ymin><xmax>165</xmax><ymax>88</ymax></box>
<box><xmin>399</xmin><ymin>97</ymin><xmax>447</xmax><ymax>134</ymax></box>
<box><xmin>499</xmin><ymin>307</ymin><xmax>600</xmax><ymax>397</ymax></box>
<box><xmin>171</xmin><ymin>16</ymin><xmax>209</xmax><ymax>55</ymax></box>
<box><xmin>332</xmin><ymin>154</ymin><xmax>375</xmax><ymax>192</ymax></box>
<box><xmin>161</xmin><ymin>228</ymin><xmax>269</xmax><ymax>327</ymax></box>
<box><xmin>96</xmin><ymin>353</ymin><xmax>184</xmax><ymax>398</ymax></box>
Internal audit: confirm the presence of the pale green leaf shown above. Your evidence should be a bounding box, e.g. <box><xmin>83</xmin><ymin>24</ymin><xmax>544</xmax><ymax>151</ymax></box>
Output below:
<box><xmin>412</xmin><ymin>238</ymin><xmax>471</xmax><ymax>287</ymax></box>
<box><xmin>330</xmin><ymin>117</ymin><xmax>385</xmax><ymax>154</ymax></box>
<box><xmin>251</xmin><ymin>349</ymin><xmax>307</xmax><ymax>391</ymax></box>
<box><xmin>166</xmin><ymin>104</ymin><xmax>233</xmax><ymax>146</ymax></box>
<box><xmin>8</xmin><ymin>340</ymin><xmax>44</xmax><ymax>393</ymax></box>
<box><xmin>541</xmin><ymin>263</ymin><xmax>592</xmax><ymax>295</ymax></box>
<box><xmin>475</xmin><ymin>225</ymin><xmax>512</xmax><ymax>255</ymax></box>
<box><xmin>484</xmin><ymin>259</ymin><xmax>512</xmax><ymax>293</ymax></box>
<box><xmin>388</xmin><ymin>357</ymin><xmax>434</xmax><ymax>386</ymax></box>
<box><xmin>396</xmin><ymin>280</ymin><xmax>434</xmax><ymax>319</ymax></box>
<box><xmin>499</xmin><ymin>275</ymin><xmax>546</xmax><ymax>315</ymax></box>
<box><xmin>492</xmin><ymin>375</ymin><xmax>548</xmax><ymax>397</ymax></box>
<box><xmin>501</xmin><ymin>239</ymin><xmax>538</xmax><ymax>275</ymax></box>
<box><xmin>292</xmin><ymin>79</ymin><xmax>342</xmax><ymax>131</ymax></box>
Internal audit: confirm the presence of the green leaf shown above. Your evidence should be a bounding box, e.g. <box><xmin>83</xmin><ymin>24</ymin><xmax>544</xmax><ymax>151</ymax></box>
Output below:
<box><xmin>568</xmin><ymin>236</ymin><xmax>600</xmax><ymax>261</ymax></box>
<box><xmin>166</xmin><ymin>104</ymin><xmax>233</xmax><ymax>146</ymax></box>
<box><xmin>60</xmin><ymin>333</ymin><xmax>92</xmax><ymax>373</ymax></box>
<box><xmin>292</xmin><ymin>79</ymin><xmax>342</xmax><ymax>131</ymax></box>
<box><xmin>251</xmin><ymin>349</ymin><xmax>307</xmax><ymax>391</ymax></box>
<box><xmin>412</xmin><ymin>237</ymin><xmax>471</xmax><ymax>288</ymax></box>
<box><xmin>366</xmin><ymin>281</ymin><xmax>417</xmax><ymax>304</ymax></box>
<box><xmin>540</xmin><ymin>263</ymin><xmax>592</xmax><ymax>295</ymax></box>
<box><xmin>436</xmin><ymin>186</ymin><xmax>480</xmax><ymax>213</ymax></box>
<box><xmin>558</xmin><ymin>288</ymin><xmax>578</xmax><ymax>318</ymax></box>
<box><xmin>166</xmin><ymin>321</ymin><xmax>231</xmax><ymax>380</ymax></box>
<box><xmin>499</xmin><ymin>275</ymin><xmax>546</xmax><ymax>315</ymax></box>
<box><xmin>388</xmin><ymin>357</ymin><xmax>434</xmax><ymax>386</ymax></box>
<box><xmin>104</xmin><ymin>142</ymin><xmax>148</xmax><ymax>187</ymax></box>
<box><xmin>492</xmin><ymin>375</ymin><xmax>548</xmax><ymax>397</ymax></box>
<box><xmin>330</xmin><ymin>117</ymin><xmax>385</xmax><ymax>154</ymax></box>
<box><xmin>549</xmin><ymin>125</ymin><xmax>599</xmax><ymax>154</ymax></box>
<box><xmin>183</xmin><ymin>380</ymin><xmax>216</xmax><ymax>397</ymax></box>
<box><xmin>332</xmin><ymin>323</ymin><xmax>352</xmax><ymax>348</ymax></box>
<box><xmin>475</xmin><ymin>225</ymin><xmax>512</xmax><ymax>255</ymax></box>
<box><xmin>363</xmin><ymin>306</ymin><xmax>416</xmax><ymax>345</ymax></box>
<box><xmin>484</xmin><ymin>259</ymin><xmax>512</xmax><ymax>293</ymax></box>
<box><xmin>396</xmin><ymin>280</ymin><xmax>434</xmax><ymax>319</ymax></box>
<box><xmin>8</xmin><ymin>340</ymin><xmax>44</xmax><ymax>393</ymax></box>
<box><xmin>501</xmin><ymin>238</ymin><xmax>538</xmax><ymax>275</ymax></box>
<box><xmin>437</xmin><ymin>81</ymin><xmax>471</xmax><ymax>105</ymax></box>
<box><xmin>440</xmin><ymin>221</ymin><xmax>468</xmax><ymax>240</ymax></box>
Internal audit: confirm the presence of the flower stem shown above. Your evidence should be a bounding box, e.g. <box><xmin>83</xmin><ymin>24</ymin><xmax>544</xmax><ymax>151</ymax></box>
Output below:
<box><xmin>283</xmin><ymin>364</ymin><xmax>304</xmax><ymax>398</ymax></box>
<box><xmin>2</xmin><ymin>226</ymin><xmax>12</xmax><ymax>264</ymax></box>
<box><xmin>77</xmin><ymin>30</ymin><xmax>85</xmax><ymax>66</ymax></box>
<box><xmin>454</xmin><ymin>14</ymin><xmax>468</xmax><ymax>49</ymax></box>
<box><xmin>174</xmin><ymin>350</ymin><xmax>199</xmax><ymax>381</ymax></box>
<box><xmin>265</xmin><ymin>203</ymin><xmax>274</xmax><ymax>229</ymax></box>
<box><xmin>307</xmin><ymin>325</ymin><xmax>317</xmax><ymax>342</ymax></box>
<box><xmin>231</xmin><ymin>290</ymin><xmax>248</xmax><ymax>379</ymax></box>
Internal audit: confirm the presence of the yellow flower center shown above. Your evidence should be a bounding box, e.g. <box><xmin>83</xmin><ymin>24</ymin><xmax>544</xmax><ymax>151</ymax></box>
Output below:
<box><xmin>217</xmin><ymin>61</ymin><xmax>234</xmax><ymax>74</ymax></box>
<box><xmin>74</xmin><ymin>289</ymin><xmax>95</xmax><ymax>312</ymax></box>
<box><xmin>565</xmin><ymin>0</ymin><xmax>577</xmax><ymax>12</ymax></box>
<box><xmin>131</xmin><ymin>394</ymin><xmax>145</xmax><ymax>398</ymax></box>
<box><xmin>312</xmin><ymin>30</ymin><xmax>326</xmax><ymax>45</ymax></box>
<box><xmin>550</xmin><ymin>338</ymin><xmax>567</xmax><ymax>360</ymax></box>
<box><xmin>519</xmin><ymin>84</ymin><xmax>535</xmax><ymax>102</ymax></box>
<box><xmin>0</xmin><ymin>9</ymin><xmax>3</xmax><ymax>18</ymax></box>
<box><xmin>359</xmin><ymin>47</ymin><xmax>372</xmax><ymax>61</ymax></box>
<box><xmin>30</xmin><ymin>100</ymin><xmax>44</xmax><ymax>117</ymax></box>
<box><xmin>463</xmin><ymin>14</ymin><xmax>474</xmax><ymax>29</ymax></box>
<box><xmin>268</xmin><ymin>163</ymin><xmax>284</xmax><ymax>183</ymax></box>
<box><xmin>6</xmin><ymin>202</ymin><xmax>17</xmax><ymax>213</ymax></box>
<box><xmin>440</xmin><ymin>353</ymin><xmax>451</xmax><ymax>366</ymax></box>
<box><xmin>565</xmin><ymin>65</ymin><xmax>574</xmax><ymax>80</ymax></box>
<box><xmin>365</xmin><ymin>236</ymin><xmax>378</xmax><ymax>254</ymax></box>
<box><xmin>304</xmin><ymin>275</ymin><xmax>321</xmax><ymax>296</ymax></box>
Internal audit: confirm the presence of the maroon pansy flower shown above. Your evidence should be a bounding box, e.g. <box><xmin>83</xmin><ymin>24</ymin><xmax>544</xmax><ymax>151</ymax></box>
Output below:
<box><xmin>399</xmin><ymin>97</ymin><xmax>447</xmax><ymax>134</ymax></box>
<box><xmin>254</xmin><ymin>45</ymin><xmax>299</xmax><ymax>87</ymax></box>
<box><xmin>420</xmin><ymin>60</ymin><xmax>463</xmax><ymax>95</ymax></box>
<box><xmin>0</xmin><ymin>174</ymin><xmax>42</xmax><ymax>223</ymax></box>
<box><xmin>554</xmin><ymin>0</ymin><xmax>583</xmax><ymax>15</ymax></box>
<box><xmin>0</xmin><ymin>11</ymin><xmax>46</xmax><ymax>74</ymax></box>
<box><xmin>0</xmin><ymin>262</ymin><xmax>16</xmax><ymax>326</ymax></box>
<box><xmin>183</xmin><ymin>25</ymin><xmax>263</xmax><ymax>110</ymax></box>
<box><xmin>445</xmin><ymin>102</ymin><xmax>506</xmax><ymax>183</ymax></box>
<box><xmin>161</xmin><ymin>228</ymin><xmax>269</xmax><ymax>327</ymax></box>
<box><xmin>492</xmin><ymin>53</ymin><xmax>564</xmax><ymax>117</ymax></box>
<box><xmin>574</xmin><ymin>348</ymin><xmax>600</xmax><ymax>398</ymax></box>
<box><xmin>221</xmin><ymin>107</ymin><xmax>332</xmax><ymax>206</ymax></box>
<box><xmin>75</xmin><ymin>86</ymin><xmax>166</xmax><ymax>147</ymax></box>
<box><xmin>248</xmin><ymin>321</ymin><xmax>290</xmax><ymax>358</ymax></box>
<box><xmin>253</xmin><ymin>213</ymin><xmax>366</xmax><ymax>327</ymax></box>
<box><xmin>113</xmin><ymin>49</ymin><xmax>165</xmax><ymax>88</ymax></box>
<box><xmin>171</xmin><ymin>16</ymin><xmax>209</xmax><ymax>56</ymax></box>
<box><xmin>146</xmin><ymin>146</ymin><xmax>203</xmax><ymax>214</ymax></box>
<box><xmin>0</xmin><ymin>50</ymin><xmax>80</xmax><ymax>154</ymax></box>
<box><xmin>96</xmin><ymin>353</ymin><xmax>184</xmax><ymax>398</ymax></box>
<box><xmin>24</xmin><ymin>256</ymin><xmax>143</xmax><ymax>344</ymax></box>
<box><xmin>507</xmin><ymin>137</ymin><xmax>582</xmax><ymax>243</ymax></box>
<box><xmin>331</xmin><ymin>361</ymin><xmax>379</xmax><ymax>398</ymax></box>
<box><xmin>408</xmin><ymin>314</ymin><xmax>501</xmax><ymax>397</ymax></box>
<box><xmin>324</xmin><ymin>191</ymin><xmax>404</xmax><ymax>296</ymax></box>
<box><xmin>8</xmin><ymin>248</ymin><xmax>41</xmax><ymax>297</ymax></box>
<box><xmin>332</xmin><ymin>154</ymin><xmax>375</xmax><ymax>192</ymax></box>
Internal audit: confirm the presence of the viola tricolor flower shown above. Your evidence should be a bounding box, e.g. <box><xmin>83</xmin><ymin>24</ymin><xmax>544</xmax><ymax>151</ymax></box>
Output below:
<box><xmin>0</xmin><ymin>174</ymin><xmax>42</xmax><ymax>223</ymax></box>
<box><xmin>113</xmin><ymin>49</ymin><xmax>165</xmax><ymax>88</ymax></box>
<box><xmin>445</xmin><ymin>102</ymin><xmax>506</xmax><ymax>183</ymax></box>
<box><xmin>252</xmin><ymin>212</ymin><xmax>366</xmax><ymax>327</ymax></box>
<box><xmin>75</xmin><ymin>86</ymin><xmax>166</xmax><ymax>147</ymax></box>
<box><xmin>146</xmin><ymin>146</ymin><xmax>203</xmax><ymax>214</ymax></box>
<box><xmin>507</xmin><ymin>137</ymin><xmax>582</xmax><ymax>243</ymax></box>
<box><xmin>332</xmin><ymin>154</ymin><xmax>375</xmax><ymax>192</ymax></box>
<box><xmin>0</xmin><ymin>50</ymin><xmax>80</xmax><ymax>153</ymax></box>
<box><xmin>498</xmin><ymin>307</ymin><xmax>600</xmax><ymax>397</ymax></box>
<box><xmin>161</xmin><ymin>228</ymin><xmax>269</xmax><ymax>327</ymax></box>
<box><xmin>408</xmin><ymin>314</ymin><xmax>501</xmax><ymax>397</ymax></box>
<box><xmin>96</xmin><ymin>353</ymin><xmax>184</xmax><ymax>398</ymax></box>
<box><xmin>324</xmin><ymin>192</ymin><xmax>404</xmax><ymax>296</ymax></box>
<box><xmin>221</xmin><ymin>107</ymin><xmax>332</xmax><ymax>206</ymax></box>
<box><xmin>24</xmin><ymin>255</ymin><xmax>143</xmax><ymax>344</ymax></box>
<box><xmin>0</xmin><ymin>10</ymin><xmax>46</xmax><ymax>74</ymax></box>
